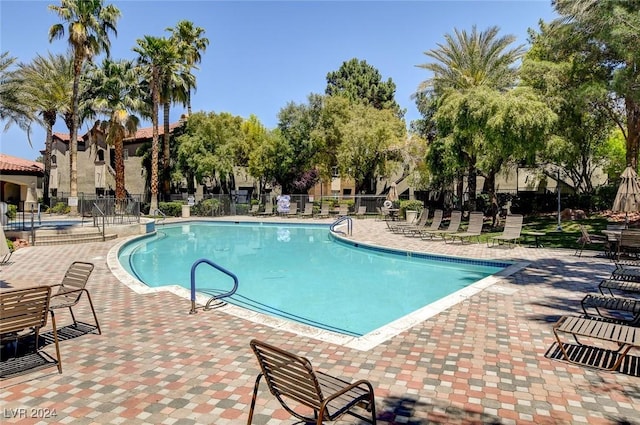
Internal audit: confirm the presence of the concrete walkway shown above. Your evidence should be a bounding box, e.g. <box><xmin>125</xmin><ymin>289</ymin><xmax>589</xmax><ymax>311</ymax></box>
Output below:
<box><xmin>1</xmin><ymin>217</ymin><xmax>638</xmax><ymax>424</ymax></box>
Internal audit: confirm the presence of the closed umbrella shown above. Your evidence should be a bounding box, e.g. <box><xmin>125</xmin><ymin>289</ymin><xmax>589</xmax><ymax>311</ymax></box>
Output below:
<box><xmin>612</xmin><ymin>166</ymin><xmax>640</xmax><ymax>226</ymax></box>
<box><xmin>386</xmin><ymin>182</ymin><xmax>398</xmax><ymax>203</ymax></box>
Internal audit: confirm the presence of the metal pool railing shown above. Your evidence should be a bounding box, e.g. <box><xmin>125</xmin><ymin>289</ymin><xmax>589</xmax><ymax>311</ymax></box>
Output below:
<box><xmin>189</xmin><ymin>258</ymin><xmax>239</xmax><ymax>314</ymax></box>
<box><xmin>330</xmin><ymin>216</ymin><xmax>353</xmax><ymax>236</ymax></box>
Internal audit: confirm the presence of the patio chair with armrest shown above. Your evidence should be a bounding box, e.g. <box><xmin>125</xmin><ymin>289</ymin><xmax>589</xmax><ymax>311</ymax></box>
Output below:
<box><xmin>48</xmin><ymin>261</ymin><xmax>101</xmax><ymax>335</ymax></box>
<box><xmin>581</xmin><ymin>294</ymin><xmax>640</xmax><ymax>325</ymax></box>
<box><xmin>248</xmin><ymin>339</ymin><xmax>377</xmax><ymax>425</ymax></box>
<box><xmin>0</xmin><ymin>286</ymin><xmax>62</xmax><ymax>373</ymax></box>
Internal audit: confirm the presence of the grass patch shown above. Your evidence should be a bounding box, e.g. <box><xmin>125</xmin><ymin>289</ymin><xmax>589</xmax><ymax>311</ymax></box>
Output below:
<box><xmin>479</xmin><ymin>215</ymin><xmax>613</xmax><ymax>251</ymax></box>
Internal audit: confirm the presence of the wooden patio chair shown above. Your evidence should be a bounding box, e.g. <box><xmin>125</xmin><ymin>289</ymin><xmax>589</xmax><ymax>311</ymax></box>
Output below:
<box><xmin>248</xmin><ymin>339</ymin><xmax>377</xmax><ymax>425</ymax></box>
<box><xmin>0</xmin><ymin>286</ymin><xmax>62</xmax><ymax>373</ymax></box>
<box><xmin>444</xmin><ymin>211</ymin><xmax>484</xmax><ymax>244</ymax></box>
<box><xmin>552</xmin><ymin>315</ymin><xmax>640</xmax><ymax>371</ymax></box>
<box><xmin>48</xmin><ymin>261</ymin><xmax>101</xmax><ymax>335</ymax></box>
<box><xmin>488</xmin><ymin>214</ymin><xmax>523</xmax><ymax>248</ymax></box>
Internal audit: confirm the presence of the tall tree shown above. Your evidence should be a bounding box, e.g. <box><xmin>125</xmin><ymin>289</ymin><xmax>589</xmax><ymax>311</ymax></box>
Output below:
<box><xmin>521</xmin><ymin>21</ymin><xmax>616</xmax><ymax>192</ymax></box>
<box><xmin>552</xmin><ymin>0</ymin><xmax>640</xmax><ymax>168</ymax></box>
<box><xmin>326</xmin><ymin>58</ymin><xmax>403</xmax><ymax>117</ymax></box>
<box><xmin>0</xmin><ymin>52</ymin><xmax>33</xmax><ymax>132</ymax></box>
<box><xmin>166</xmin><ymin>20</ymin><xmax>209</xmax><ymax>116</ymax></box>
<box><xmin>134</xmin><ymin>35</ymin><xmax>179</xmax><ymax>212</ymax></box>
<box><xmin>84</xmin><ymin>58</ymin><xmax>143</xmax><ymax>201</ymax></box>
<box><xmin>17</xmin><ymin>52</ymin><xmax>73</xmax><ymax>207</ymax></box>
<box><xmin>416</xmin><ymin>25</ymin><xmax>526</xmax><ymax>210</ymax></box>
<box><xmin>48</xmin><ymin>0</ymin><xmax>120</xmax><ymax>211</ymax></box>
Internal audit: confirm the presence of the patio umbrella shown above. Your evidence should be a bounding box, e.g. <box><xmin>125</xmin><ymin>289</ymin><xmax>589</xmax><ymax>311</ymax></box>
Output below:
<box><xmin>387</xmin><ymin>182</ymin><xmax>398</xmax><ymax>202</ymax></box>
<box><xmin>612</xmin><ymin>166</ymin><xmax>640</xmax><ymax>226</ymax></box>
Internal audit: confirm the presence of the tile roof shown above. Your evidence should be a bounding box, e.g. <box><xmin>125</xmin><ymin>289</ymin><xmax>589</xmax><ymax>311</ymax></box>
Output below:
<box><xmin>0</xmin><ymin>153</ymin><xmax>44</xmax><ymax>174</ymax></box>
<box><xmin>52</xmin><ymin>121</ymin><xmax>184</xmax><ymax>143</ymax></box>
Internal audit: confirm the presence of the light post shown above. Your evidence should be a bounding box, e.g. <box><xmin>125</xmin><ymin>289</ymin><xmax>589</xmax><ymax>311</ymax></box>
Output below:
<box><xmin>556</xmin><ymin>168</ymin><xmax>562</xmax><ymax>231</ymax></box>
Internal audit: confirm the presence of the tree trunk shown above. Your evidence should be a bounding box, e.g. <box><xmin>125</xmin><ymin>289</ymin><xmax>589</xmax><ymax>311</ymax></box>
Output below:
<box><xmin>467</xmin><ymin>162</ymin><xmax>477</xmax><ymax>212</ymax></box>
<box><xmin>69</xmin><ymin>53</ymin><xmax>83</xmax><ymax>214</ymax></box>
<box><xmin>114</xmin><ymin>133</ymin><xmax>125</xmax><ymax>201</ymax></box>
<box><xmin>626</xmin><ymin>97</ymin><xmax>640</xmax><ymax>170</ymax></box>
<box><xmin>42</xmin><ymin>111</ymin><xmax>56</xmax><ymax>208</ymax></box>
<box><xmin>162</xmin><ymin>102</ymin><xmax>171</xmax><ymax>201</ymax></box>
<box><xmin>150</xmin><ymin>68</ymin><xmax>160</xmax><ymax>212</ymax></box>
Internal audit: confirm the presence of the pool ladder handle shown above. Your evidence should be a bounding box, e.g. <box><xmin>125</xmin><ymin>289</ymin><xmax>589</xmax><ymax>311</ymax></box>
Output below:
<box><xmin>330</xmin><ymin>215</ymin><xmax>353</xmax><ymax>236</ymax></box>
<box><xmin>189</xmin><ymin>258</ymin><xmax>239</xmax><ymax>314</ymax></box>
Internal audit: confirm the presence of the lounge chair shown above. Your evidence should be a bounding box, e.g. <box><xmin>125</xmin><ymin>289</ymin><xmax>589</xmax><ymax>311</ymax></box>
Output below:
<box><xmin>444</xmin><ymin>211</ymin><xmax>484</xmax><ymax>244</ymax></box>
<box><xmin>48</xmin><ymin>261</ymin><xmax>101</xmax><ymax>334</ymax></box>
<box><xmin>599</xmin><ymin>278</ymin><xmax>640</xmax><ymax>297</ymax></box>
<box><xmin>412</xmin><ymin>209</ymin><xmax>442</xmax><ymax>240</ymax></box>
<box><xmin>581</xmin><ymin>294</ymin><xmax>640</xmax><ymax>325</ymax></box>
<box><xmin>552</xmin><ymin>315</ymin><xmax>640</xmax><ymax>371</ymax></box>
<box><xmin>337</xmin><ymin>205</ymin><xmax>349</xmax><ymax>216</ymax></box>
<box><xmin>575</xmin><ymin>224</ymin><xmax>609</xmax><ymax>257</ymax></box>
<box><xmin>488</xmin><ymin>214</ymin><xmax>523</xmax><ymax>248</ymax></box>
<box><xmin>248</xmin><ymin>339</ymin><xmax>377</xmax><ymax>425</ymax></box>
<box><xmin>0</xmin><ymin>286</ymin><xmax>62</xmax><ymax>373</ymax></box>
<box><xmin>399</xmin><ymin>208</ymin><xmax>430</xmax><ymax>235</ymax></box>
<box><xmin>355</xmin><ymin>205</ymin><xmax>367</xmax><ymax>219</ymax></box>
<box><xmin>429</xmin><ymin>210</ymin><xmax>462</xmax><ymax>240</ymax></box>
<box><xmin>301</xmin><ymin>202</ymin><xmax>314</xmax><ymax>218</ymax></box>
<box><xmin>259</xmin><ymin>203</ymin><xmax>274</xmax><ymax>216</ymax></box>
<box><xmin>248</xmin><ymin>204</ymin><xmax>259</xmax><ymax>216</ymax></box>
<box><xmin>317</xmin><ymin>204</ymin><xmax>330</xmax><ymax>218</ymax></box>
<box><xmin>284</xmin><ymin>202</ymin><xmax>298</xmax><ymax>217</ymax></box>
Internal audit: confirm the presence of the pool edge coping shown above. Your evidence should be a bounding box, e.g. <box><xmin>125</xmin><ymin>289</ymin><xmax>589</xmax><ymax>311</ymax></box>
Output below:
<box><xmin>106</xmin><ymin>222</ymin><xmax>529</xmax><ymax>351</ymax></box>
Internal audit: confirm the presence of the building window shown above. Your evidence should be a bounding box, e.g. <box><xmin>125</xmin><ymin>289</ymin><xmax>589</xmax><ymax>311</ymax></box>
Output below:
<box><xmin>51</xmin><ymin>155</ymin><xmax>57</xmax><ymax>165</ymax></box>
<box><xmin>123</xmin><ymin>149</ymin><xmax>129</xmax><ymax>160</ymax></box>
<box><xmin>97</xmin><ymin>150</ymin><xmax>104</xmax><ymax>162</ymax></box>
<box><xmin>331</xmin><ymin>166</ymin><xmax>339</xmax><ymax>177</ymax></box>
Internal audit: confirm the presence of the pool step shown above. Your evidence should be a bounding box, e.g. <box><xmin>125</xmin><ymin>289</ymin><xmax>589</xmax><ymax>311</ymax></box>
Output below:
<box><xmin>33</xmin><ymin>227</ymin><xmax>118</xmax><ymax>246</ymax></box>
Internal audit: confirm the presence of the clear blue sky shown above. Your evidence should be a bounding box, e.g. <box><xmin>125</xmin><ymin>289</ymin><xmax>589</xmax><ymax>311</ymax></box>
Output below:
<box><xmin>0</xmin><ymin>0</ymin><xmax>557</xmax><ymax>161</ymax></box>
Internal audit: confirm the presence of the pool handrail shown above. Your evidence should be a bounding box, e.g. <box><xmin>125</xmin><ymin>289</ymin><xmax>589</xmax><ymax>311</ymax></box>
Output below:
<box><xmin>153</xmin><ymin>208</ymin><xmax>166</xmax><ymax>222</ymax></box>
<box><xmin>330</xmin><ymin>215</ymin><xmax>353</xmax><ymax>236</ymax></box>
<box><xmin>189</xmin><ymin>258</ymin><xmax>239</xmax><ymax>314</ymax></box>
<box><xmin>92</xmin><ymin>203</ymin><xmax>106</xmax><ymax>241</ymax></box>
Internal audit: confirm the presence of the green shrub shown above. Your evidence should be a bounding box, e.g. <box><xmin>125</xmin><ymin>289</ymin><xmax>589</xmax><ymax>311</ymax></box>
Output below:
<box><xmin>192</xmin><ymin>198</ymin><xmax>221</xmax><ymax>216</ymax></box>
<box><xmin>158</xmin><ymin>201</ymin><xmax>183</xmax><ymax>217</ymax></box>
<box><xmin>6</xmin><ymin>238</ymin><xmax>14</xmax><ymax>252</ymax></box>
<box><xmin>6</xmin><ymin>204</ymin><xmax>17</xmax><ymax>219</ymax></box>
<box><xmin>49</xmin><ymin>202</ymin><xmax>70</xmax><ymax>214</ymax></box>
<box><xmin>399</xmin><ymin>200</ymin><xmax>424</xmax><ymax>218</ymax></box>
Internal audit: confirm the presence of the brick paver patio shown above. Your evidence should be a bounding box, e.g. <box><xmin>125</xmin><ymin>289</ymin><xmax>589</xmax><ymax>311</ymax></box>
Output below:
<box><xmin>1</xmin><ymin>217</ymin><xmax>638</xmax><ymax>424</ymax></box>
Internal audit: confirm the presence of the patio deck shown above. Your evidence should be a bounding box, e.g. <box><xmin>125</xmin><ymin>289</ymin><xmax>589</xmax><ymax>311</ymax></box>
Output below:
<box><xmin>1</xmin><ymin>217</ymin><xmax>638</xmax><ymax>424</ymax></box>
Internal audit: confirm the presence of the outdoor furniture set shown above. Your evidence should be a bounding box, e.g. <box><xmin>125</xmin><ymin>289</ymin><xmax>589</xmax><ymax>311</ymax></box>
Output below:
<box><xmin>552</xmin><ymin>259</ymin><xmax>640</xmax><ymax>371</ymax></box>
<box><xmin>0</xmin><ymin>261</ymin><xmax>99</xmax><ymax>376</ymax></box>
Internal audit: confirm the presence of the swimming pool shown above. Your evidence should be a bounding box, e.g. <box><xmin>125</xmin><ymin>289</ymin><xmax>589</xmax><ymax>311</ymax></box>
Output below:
<box><xmin>118</xmin><ymin>221</ymin><xmax>510</xmax><ymax>339</ymax></box>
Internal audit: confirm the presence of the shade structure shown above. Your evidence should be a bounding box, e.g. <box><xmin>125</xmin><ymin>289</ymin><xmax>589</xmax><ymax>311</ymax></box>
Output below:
<box><xmin>387</xmin><ymin>182</ymin><xmax>399</xmax><ymax>202</ymax></box>
<box><xmin>612</xmin><ymin>166</ymin><xmax>640</xmax><ymax>223</ymax></box>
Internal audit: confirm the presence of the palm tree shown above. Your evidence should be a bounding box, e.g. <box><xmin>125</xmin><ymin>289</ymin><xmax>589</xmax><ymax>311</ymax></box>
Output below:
<box><xmin>166</xmin><ymin>20</ymin><xmax>209</xmax><ymax>116</ymax></box>
<box><xmin>0</xmin><ymin>52</ymin><xmax>32</xmax><ymax>132</ymax></box>
<box><xmin>134</xmin><ymin>35</ymin><xmax>179</xmax><ymax>212</ymax></box>
<box><xmin>159</xmin><ymin>66</ymin><xmax>193</xmax><ymax>200</ymax></box>
<box><xmin>48</xmin><ymin>0</ymin><xmax>120</xmax><ymax>211</ymax></box>
<box><xmin>17</xmin><ymin>52</ymin><xmax>74</xmax><ymax>207</ymax></box>
<box><xmin>84</xmin><ymin>59</ymin><xmax>143</xmax><ymax>201</ymax></box>
<box><xmin>416</xmin><ymin>25</ymin><xmax>525</xmax><ymax>210</ymax></box>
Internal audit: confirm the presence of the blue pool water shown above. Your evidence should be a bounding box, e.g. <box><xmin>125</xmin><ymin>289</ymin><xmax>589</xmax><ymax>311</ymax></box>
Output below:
<box><xmin>118</xmin><ymin>222</ymin><xmax>507</xmax><ymax>336</ymax></box>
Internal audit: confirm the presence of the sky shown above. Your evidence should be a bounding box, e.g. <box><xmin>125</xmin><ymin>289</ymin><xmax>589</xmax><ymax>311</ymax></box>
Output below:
<box><xmin>0</xmin><ymin>0</ymin><xmax>558</xmax><ymax>161</ymax></box>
